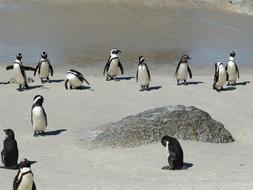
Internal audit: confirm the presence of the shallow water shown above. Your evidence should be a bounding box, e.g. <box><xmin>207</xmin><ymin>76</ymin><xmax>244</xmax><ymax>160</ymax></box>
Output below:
<box><xmin>0</xmin><ymin>0</ymin><xmax>252</xmax><ymax>67</ymax></box>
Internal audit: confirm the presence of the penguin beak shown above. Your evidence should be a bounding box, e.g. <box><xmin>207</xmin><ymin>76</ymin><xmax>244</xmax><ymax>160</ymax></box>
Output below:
<box><xmin>117</xmin><ymin>50</ymin><xmax>122</xmax><ymax>54</ymax></box>
<box><xmin>188</xmin><ymin>57</ymin><xmax>191</xmax><ymax>60</ymax></box>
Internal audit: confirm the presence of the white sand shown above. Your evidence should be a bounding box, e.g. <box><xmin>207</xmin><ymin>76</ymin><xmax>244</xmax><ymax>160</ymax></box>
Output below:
<box><xmin>0</xmin><ymin>64</ymin><xmax>253</xmax><ymax>189</ymax></box>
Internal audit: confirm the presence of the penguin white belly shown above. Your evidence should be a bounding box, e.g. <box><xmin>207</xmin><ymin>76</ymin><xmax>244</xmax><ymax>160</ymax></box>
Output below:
<box><xmin>177</xmin><ymin>64</ymin><xmax>188</xmax><ymax>80</ymax></box>
<box><xmin>227</xmin><ymin>62</ymin><xmax>237</xmax><ymax>81</ymax></box>
<box><xmin>17</xmin><ymin>173</ymin><xmax>33</xmax><ymax>190</ymax></box>
<box><xmin>138</xmin><ymin>66</ymin><xmax>150</xmax><ymax>86</ymax></box>
<box><xmin>32</xmin><ymin>107</ymin><xmax>47</xmax><ymax>132</ymax></box>
<box><xmin>13</xmin><ymin>64</ymin><xmax>25</xmax><ymax>85</ymax></box>
<box><xmin>107</xmin><ymin>59</ymin><xmax>119</xmax><ymax>77</ymax></box>
<box><xmin>216</xmin><ymin>68</ymin><xmax>227</xmax><ymax>88</ymax></box>
<box><xmin>66</xmin><ymin>74</ymin><xmax>82</xmax><ymax>87</ymax></box>
<box><xmin>39</xmin><ymin>62</ymin><xmax>49</xmax><ymax>79</ymax></box>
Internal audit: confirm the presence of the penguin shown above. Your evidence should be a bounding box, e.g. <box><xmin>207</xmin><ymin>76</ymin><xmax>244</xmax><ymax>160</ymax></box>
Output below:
<box><xmin>65</xmin><ymin>69</ymin><xmax>90</xmax><ymax>90</ymax></box>
<box><xmin>103</xmin><ymin>49</ymin><xmax>124</xmax><ymax>81</ymax></box>
<box><xmin>6</xmin><ymin>53</ymin><xmax>35</xmax><ymax>91</ymax></box>
<box><xmin>161</xmin><ymin>135</ymin><xmax>183</xmax><ymax>170</ymax></box>
<box><xmin>34</xmin><ymin>52</ymin><xmax>54</xmax><ymax>83</ymax></box>
<box><xmin>31</xmin><ymin>95</ymin><xmax>47</xmax><ymax>137</ymax></box>
<box><xmin>226</xmin><ymin>51</ymin><xmax>239</xmax><ymax>86</ymax></box>
<box><xmin>1</xmin><ymin>129</ymin><xmax>18</xmax><ymax>169</ymax></box>
<box><xmin>213</xmin><ymin>62</ymin><xmax>229</xmax><ymax>91</ymax></box>
<box><xmin>174</xmin><ymin>55</ymin><xmax>192</xmax><ymax>85</ymax></box>
<box><xmin>13</xmin><ymin>158</ymin><xmax>36</xmax><ymax>190</ymax></box>
<box><xmin>136</xmin><ymin>56</ymin><xmax>151</xmax><ymax>91</ymax></box>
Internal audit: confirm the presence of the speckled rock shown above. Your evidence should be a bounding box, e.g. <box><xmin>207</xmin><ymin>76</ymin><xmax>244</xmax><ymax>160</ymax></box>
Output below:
<box><xmin>86</xmin><ymin>105</ymin><xmax>234</xmax><ymax>148</ymax></box>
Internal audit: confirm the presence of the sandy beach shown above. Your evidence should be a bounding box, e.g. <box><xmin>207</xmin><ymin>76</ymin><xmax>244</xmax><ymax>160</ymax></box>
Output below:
<box><xmin>0</xmin><ymin>63</ymin><xmax>253</xmax><ymax>189</ymax></box>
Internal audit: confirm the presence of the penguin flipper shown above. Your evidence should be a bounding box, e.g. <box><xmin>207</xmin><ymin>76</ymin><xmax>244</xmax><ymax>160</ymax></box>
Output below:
<box><xmin>136</xmin><ymin>68</ymin><xmax>139</xmax><ymax>82</ymax></box>
<box><xmin>49</xmin><ymin>61</ymin><xmax>54</xmax><ymax>76</ymax></box>
<box><xmin>6</xmin><ymin>65</ymin><xmax>14</xmax><ymax>70</ymax></box>
<box><xmin>32</xmin><ymin>182</ymin><xmax>36</xmax><ymax>190</ymax></box>
<box><xmin>42</xmin><ymin>107</ymin><xmax>47</xmax><ymax>126</ymax></box>
<box><xmin>226</xmin><ymin>72</ymin><xmax>229</xmax><ymax>81</ymax></box>
<box><xmin>34</xmin><ymin>63</ymin><xmax>40</xmax><ymax>76</ymax></box>
<box><xmin>103</xmin><ymin>56</ymin><xmax>111</xmax><ymax>75</ymax></box>
<box><xmin>235</xmin><ymin>63</ymin><xmax>239</xmax><ymax>79</ymax></box>
<box><xmin>118</xmin><ymin>61</ymin><xmax>124</xmax><ymax>75</ymax></box>
<box><xmin>65</xmin><ymin>79</ymin><xmax>69</xmax><ymax>90</ymax></box>
<box><xmin>187</xmin><ymin>65</ymin><xmax>192</xmax><ymax>79</ymax></box>
<box><xmin>13</xmin><ymin>170</ymin><xmax>20</xmax><ymax>190</ymax></box>
<box><xmin>82</xmin><ymin>77</ymin><xmax>90</xmax><ymax>85</ymax></box>
<box><xmin>145</xmin><ymin>63</ymin><xmax>151</xmax><ymax>81</ymax></box>
<box><xmin>174</xmin><ymin>63</ymin><xmax>180</xmax><ymax>78</ymax></box>
<box><xmin>23</xmin><ymin>66</ymin><xmax>36</xmax><ymax>72</ymax></box>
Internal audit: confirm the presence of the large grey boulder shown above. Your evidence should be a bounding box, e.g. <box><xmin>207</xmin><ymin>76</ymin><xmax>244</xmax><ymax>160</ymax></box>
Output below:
<box><xmin>86</xmin><ymin>105</ymin><xmax>234</xmax><ymax>148</ymax></box>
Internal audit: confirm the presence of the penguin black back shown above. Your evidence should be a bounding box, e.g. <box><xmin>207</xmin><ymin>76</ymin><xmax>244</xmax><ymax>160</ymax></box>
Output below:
<box><xmin>1</xmin><ymin>129</ymin><xmax>18</xmax><ymax>168</ymax></box>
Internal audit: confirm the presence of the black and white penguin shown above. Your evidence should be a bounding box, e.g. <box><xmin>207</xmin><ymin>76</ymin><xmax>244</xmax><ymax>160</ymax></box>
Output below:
<box><xmin>103</xmin><ymin>49</ymin><xmax>124</xmax><ymax>81</ymax></box>
<box><xmin>226</xmin><ymin>51</ymin><xmax>239</xmax><ymax>86</ymax></box>
<box><xmin>213</xmin><ymin>62</ymin><xmax>228</xmax><ymax>91</ymax></box>
<box><xmin>65</xmin><ymin>69</ymin><xmax>90</xmax><ymax>90</ymax></box>
<box><xmin>31</xmin><ymin>95</ymin><xmax>47</xmax><ymax>137</ymax></box>
<box><xmin>136</xmin><ymin>56</ymin><xmax>151</xmax><ymax>91</ymax></box>
<box><xmin>1</xmin><ymin>129</ymin><xmax>18</xmax><ymax>169</ymax></box>
<box><xmin>34</xmin><ymin>52</ymin><xmax>54</xmax><ymax>83</ymax></box>
<box><xmin>174</xmin><ymin>55</ymin><xmax>192</xmax><ymax>85</ymax></box>
<box><xmin>6</xmin><ymin>53</ymin><xmax>35</xmax><ymax>91</ymax></box>
<box><xmin>161</xmin><ymin>135</ymin><xmax>183</xmax><ymax>170</ymax></box>
<box><xmin>13</xmin><ymin>158</ymin><xmax>36</xmax><ymax>190</ymax></box>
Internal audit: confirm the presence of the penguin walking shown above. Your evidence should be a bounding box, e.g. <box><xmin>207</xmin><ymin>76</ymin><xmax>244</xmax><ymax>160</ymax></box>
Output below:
<box><xmin>34</xmin><ymin>52</ymin><xmax>54</xmax><ymax>83</ymax></box>
<box><xmin>6</xmin><ymin>53</ymin><xmax>35</xmax><ymax>91</ymax></box>
<box><xmin>31</xmin><ymin>95</ymin><xmax>47</xmax><ymax>137</ymax></box>
<box><xmin>174</xmin><ymin>55</ymin><xmax>192</xmax><ymax>85</ymax></box>
<box><xmin>65</xmin><ymin>69</ymin><xmax>90</xmax><ymax>90</ymax></box>
<box><xmin>1</xmin><ymin>129</ymin><xmax>18</xmax><ymax>169</ymax></box>
<box><xmin>136</xmin><ymin>56</ymin><xmax>151</xmax><ymax>91</ymax></box>
<box><xmin>226</xmin><ymin>51</ymin><xmax>239</xmax><ymax>86</ymax></box>
<box><xmin>161</xmin><ymin>135</ymin><xmax>184</xmax><ymax>170</ymax></box>
<box><xmin>213</xmin><ymin>62</ymin><xmax>228</xmax><ymax>91</ymax></box>
<box><xmin>103</xmin><ymin>49</ymin><xmax>124</xmax><ymax>81</ymax></box>
<box><xmin>13</xmin><ymin>159</ymin><xmax>36</xmax><ymax>190</ymax></box>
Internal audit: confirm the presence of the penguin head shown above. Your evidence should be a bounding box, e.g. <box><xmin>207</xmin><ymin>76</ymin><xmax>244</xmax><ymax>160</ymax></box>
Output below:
<box><xmin>4</xmin><ymin>129</ymin><xmax>15</xmax><ymax>139</ymax></box>
<box><xmin>41</xmin><ymin>51</ymin><xmax>48</xmax><ymax>59</ymax></box>
<box><xmin>180</xmin><ymin>54</ymin><xmax>191</xmax><ymax>63</ymax></box>
<box><xmin>138</xmin><ymin>56</ymin><xmax>145</xmax><ymax>64</ymax></box>
<box><xmin>111</xmin><ymin>49</ymin><xmax>121</xmax><ymax>55</ymax></box>
<box><xmin>33</xmin><ymin>95</ymin><xmax>44</xmax><ymax>105</ymax></box>
<box><xmin>19</xmin><ymin>159</ymin><xmax>31</xmax><ymax>169</ymax></box>
<box><xmin>16</xmin><ymin>53</ymin><xmax>22</xmax><ymax>60</ymax></box>
<box><xmin>230</xmin><ymin>51</ymin><xmax>236</xmax><ymax>57</ymax></box>
<box><xmin>161</xmin><ymin>135</ymin><xmax>173</xmax><ymax>147</ymax></box>
<box><xmin>216</xmin><ymin>62</ymin><xmax>224</xmax><ymax>67</ymax></box>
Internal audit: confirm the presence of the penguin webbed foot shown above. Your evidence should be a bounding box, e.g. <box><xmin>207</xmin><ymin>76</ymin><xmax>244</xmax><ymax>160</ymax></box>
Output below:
<box><xmin>33</xmin><ymin>132</ymin><xmax>39</xmax><ymax>137</ymax></box>
<box><xmin>183</xmin><ymin>80</ymin><xmax>187</xmax><ymax>85</ymax></box>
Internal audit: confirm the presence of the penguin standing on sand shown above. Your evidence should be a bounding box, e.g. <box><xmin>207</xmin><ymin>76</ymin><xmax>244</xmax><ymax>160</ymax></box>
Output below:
<box><xmin>34</xmin><ymin>52</ymin><xmax>54</xmax><ymax>83</ymax></box>
<box><xmin>136</xmin><ymin>56</ymin><xmax>151</xmax><ymax>91</ymax></box>
<box><xmin>31</xmin><ymin>95</ymin><xmax>47</xmax><ymax>137</ymax></box>
<box><xmin>213</xmin><ymin>62</ymin><xmax>228</xmax><ymax>91</ymax></box>
<box><xmin>161</xmin><ymin>135</ymin><xmax>183</xmax><ymax>170</ymax></box>
<box><xmin>6</xmin><ymin>53</ymin><xmax>35</xmax><ymax>91</ymax></box>
<box><xmin>1</xmin><ymin>129</ymin><xmax>18</xmax><ymax>169</ymax></box>
<box><xmin>103</xmin><ymin>49</ymin><xmax>124</xmax><ymax>81</ymax></box>
<box><xmin>174</xmin><ymin>55</ymin><xmax>192</xmax><ymax>85</ymax></box>
<box><xmin>65</xmin><ymin>69</ymin><xmax>90</xmax><ymax>90</ymax></box>
<box><xmin>13</xmin><ymin>158</ymin><xmax>36</xmax><ymax>190</ymax></box>
<box><xmin>226</xmin><ymin>51</ymin><xmax>239</xmax><ymax>86</ymax></box>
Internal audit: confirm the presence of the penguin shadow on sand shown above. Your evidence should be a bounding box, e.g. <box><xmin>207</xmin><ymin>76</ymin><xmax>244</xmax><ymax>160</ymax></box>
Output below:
<box><xmin>115</xmin><ymin>76</ymin><xmax>135</xmax><ymax>81</ymax></box>
<box><xmin>162</xmin><ymin>162</ymin><xmax>193</xmax><ymax>170</ymax></box>
<box><xmin>185</xmin><ymin>81</ymin><xmax>204</xmax><ymax>86</ymax></box>
<box><xmin>221</xmin><ymin>86</ymin><xmax>237</xmax><ymax>92</ymax></box>
<box><xmin>0</xmin><ymin>161</ymin><xmax>37</xmax><ymax>170</ymax></box>
<box><xmin>43</xmin><ymin>129</ymin><xmax>67</xmax><ymax>136</ymax></box>
<box><xmin>146</xmin><ymin>85</ymin><xmax>162</xmax><ymax>91</ymax></box>
<box><xmin>234</xmin><ymin>81</ymin><xmax>250</xmax><ymax>86</ymax></box>
<box><xmin>16</xmin><ymin>85</ymin><xmax>43</xmax><ymax>91</ymax></box>
<box><xmin>47</xmin><ymin>79</ymin><xmax>65</xmax><ymax>83</ymax></box>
